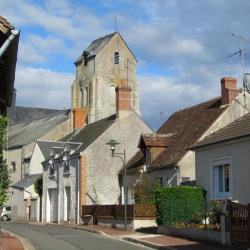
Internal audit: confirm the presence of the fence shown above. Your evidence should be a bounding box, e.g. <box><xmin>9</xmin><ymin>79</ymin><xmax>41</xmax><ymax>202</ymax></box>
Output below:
<box><xmin>228</xmin><ymin>201</ymin><xmax>250</xmax><ymax>246</ymax></box>
<box><xmin>81</xmin><ymin>204</ymin><xmax>156</xmax><ymax>224</ymax></box>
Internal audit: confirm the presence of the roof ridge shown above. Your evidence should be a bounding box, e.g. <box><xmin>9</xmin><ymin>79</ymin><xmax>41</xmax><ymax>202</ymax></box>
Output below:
<box><xmin>88</xmin><ymin>32</ymin><xmax>117</xmax><ymax>46</ymax></box>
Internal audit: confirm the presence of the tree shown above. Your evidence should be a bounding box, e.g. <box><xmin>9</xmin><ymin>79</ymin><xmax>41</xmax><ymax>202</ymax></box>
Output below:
<box><xmin>0</xmin><ymin>116</ymin><xmax>10</xmax><ymax>207</ymax></box>
<box><xmin>34</xmin><ymin>176</ymin><xmax>43</xmax><ymax>221</ymax></box>
<box><xmin>133</xmin><ymin>173</ymin><xmax>160</xmax><ymax>204</ymax></box>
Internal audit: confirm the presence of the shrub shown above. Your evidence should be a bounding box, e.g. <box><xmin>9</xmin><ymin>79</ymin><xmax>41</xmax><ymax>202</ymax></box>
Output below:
<box><xmin>154</xmin><ymin>186</ymin><xmax>205</xmax><ymax>226</ymax></box>
<box><xmin>209</xmin><ymin>200</ymin><xmax>227</xmax><ymax>225</ymax></box>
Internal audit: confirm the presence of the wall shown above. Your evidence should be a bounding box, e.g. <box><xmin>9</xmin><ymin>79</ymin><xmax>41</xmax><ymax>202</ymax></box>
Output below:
<box><xmin>11</xmin><ymin>188</ymin><xmax>26</xmax><ymax>221</ymax></box>
<box><xmin>178</xmin><ymin>92</ymin><xmax>250</xmax><ymax>183</ymax></box>
<box><xmin>28</xmin><ymin>143</ymin><xmax>44</xmax><ymax>175</ymax></box>
<box><xmin>84</xmin><ymin>111</ymin><xmax>152</xmax><ymax>205</ymax></box>
<box><xmin>196</xmin><ymin>138</ymin><xmax>250</xmax><ymax>204</ymax></box>
<box><xmin>42</xmin><ymin>157</ymin><xmax>78</xmax><ymax>223</ymax></box>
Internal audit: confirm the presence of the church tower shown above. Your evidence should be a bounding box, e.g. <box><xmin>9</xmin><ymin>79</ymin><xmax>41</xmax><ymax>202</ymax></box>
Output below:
<box><xmin>71</xmin><ymin>32</ymin><xmax>140</xmax><ymax>127</ymax></box>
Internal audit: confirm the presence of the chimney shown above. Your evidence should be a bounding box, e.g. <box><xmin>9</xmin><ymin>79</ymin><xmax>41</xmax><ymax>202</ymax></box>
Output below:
<box><xmin>72</xmin><ymin>107</ymin><xmax>88</xmax><ymax>129</ymax></box>
<box><xmin>220</xmin><ymin>77</ymin><xmax>239</xmax><ymax>105</ymax></box>
<box><xmin>115</xmin><ymin>79</ymin><xmax>132</xmax><ymax>118</ymax></box>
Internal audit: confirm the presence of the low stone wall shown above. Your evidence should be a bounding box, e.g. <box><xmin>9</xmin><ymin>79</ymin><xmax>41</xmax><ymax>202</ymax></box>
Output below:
<box><xmin>158</xmin><ymin>226</ymin><xmax>230</xmax><ymax>245</ymax></box>
<box><xmin>98</xmin><ymin>218</ymin><xmax>157</xmax><ymax>230</ymax></box>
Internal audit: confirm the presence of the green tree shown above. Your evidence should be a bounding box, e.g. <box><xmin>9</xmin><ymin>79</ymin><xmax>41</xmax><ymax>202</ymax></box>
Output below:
<box><xmin>34</xmin><ymin>176</ymin><xmax>43</xmax><ymax>221</ymax></box>
<box><xmin>0</xmin><ymin>116</ymin><xmax>10</xmax><ymax>207</ymax></box>
<box><xmin>133</xmin><ymin>173</ymin><xmax>160</xmax><ymax>204</ymax></box>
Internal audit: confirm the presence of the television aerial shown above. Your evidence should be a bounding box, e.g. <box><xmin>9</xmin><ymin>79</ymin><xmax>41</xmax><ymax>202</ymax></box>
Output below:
<box><xmin>228</xmin><ymin>34</ymin><xmax>250</xmax><ymax>94</ymax></box>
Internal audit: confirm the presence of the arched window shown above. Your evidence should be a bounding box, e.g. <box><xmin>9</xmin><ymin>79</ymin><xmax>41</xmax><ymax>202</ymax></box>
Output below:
<box><xmin>84</xmin><ymin>87</ymin><xmax>89</xmax><ymax>107</ymax></box>
<box><xmin>79</xmin><ymin>88</ymin><xmax>84</xmax><ymax>107</ymax></box>
<box><xmin>114</xmin><ymin>52</ymin><xmax>119</xmax><ymax>64</ymax></box>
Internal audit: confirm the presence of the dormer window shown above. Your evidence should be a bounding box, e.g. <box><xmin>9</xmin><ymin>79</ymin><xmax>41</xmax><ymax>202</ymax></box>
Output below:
<box><xmin>114</xmin><ymin>52</ymin><xmax>119</xmax><ymax>64</ymax></box>
<box><xmin>49</xmin><ymin>162</ymin><xmax>55</xmax><ymax>178</ymax></box>
<box><xmin>63</xmin><ymin>159</ymin><xmax>70</xmax><ymax>174</ymax></box>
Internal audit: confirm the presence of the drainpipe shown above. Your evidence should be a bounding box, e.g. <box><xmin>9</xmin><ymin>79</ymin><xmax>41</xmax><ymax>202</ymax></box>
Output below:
<box><xmin>77</xmin><ymin>155</ymin><xmax>80</xmax><ymax>224</ymax></box>
<box><xmin>0</xmin><ymin>29</ymin><xmax>19</xmax><ymax>58</ymax></box>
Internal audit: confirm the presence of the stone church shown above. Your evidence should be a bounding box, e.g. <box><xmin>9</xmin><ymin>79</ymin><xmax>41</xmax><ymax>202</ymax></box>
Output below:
<box><xmin>8</xmin><ymin>32</ymin><xmax>152</xmax><ymax>223</ymax></box>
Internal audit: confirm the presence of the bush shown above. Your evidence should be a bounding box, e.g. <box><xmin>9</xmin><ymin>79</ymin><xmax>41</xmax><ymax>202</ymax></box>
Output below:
<box><xmin>155</xmin><ymin>186</ymin><xmax>205</xmax><ymax>226</ymax></box>
<box><xmin>209</xmin><ymin>200</ymin><xmax>227</xmax><ymax>225</ymax></box>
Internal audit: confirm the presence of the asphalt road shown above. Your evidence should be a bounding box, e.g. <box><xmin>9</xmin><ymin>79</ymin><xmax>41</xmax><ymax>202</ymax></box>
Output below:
<box><xmin>2</xmin><ymin>223</ymin><xmax>150</xmax><ymax>250</ymax></box>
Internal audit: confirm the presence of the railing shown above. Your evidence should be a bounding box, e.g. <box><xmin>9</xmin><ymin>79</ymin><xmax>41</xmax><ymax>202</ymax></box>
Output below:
<box><xmin>228</xmin><ymin>201</ymin><xmax>250</xmax><ymax>246</ymax></box>
<box><xmin>82</xmin><ymin>204</ymin><xmax>156</xmax><ymax>220</ymax></box>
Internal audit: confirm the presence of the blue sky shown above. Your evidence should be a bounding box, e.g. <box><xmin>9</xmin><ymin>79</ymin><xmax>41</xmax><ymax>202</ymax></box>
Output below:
<box><xmin>1</xmin><ymin>0</ymin><xmax>250</xmax><ymax>128</ymax></box>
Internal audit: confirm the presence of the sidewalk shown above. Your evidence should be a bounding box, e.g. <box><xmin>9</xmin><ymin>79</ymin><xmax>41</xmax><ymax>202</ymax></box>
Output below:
<box><xmin>41</xmin><ymin>223</ymin><xmax>240</xmax><ymax>250</ymax></box>
<box><xmin>0</xmin><ymin>231</ymin><xmax>24</xmax><ymax>250</ymax></box>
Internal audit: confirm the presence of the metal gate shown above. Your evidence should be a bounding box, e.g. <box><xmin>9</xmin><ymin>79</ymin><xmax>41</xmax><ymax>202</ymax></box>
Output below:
<box><xmin>228</xmin><ymin>201</ymin><xmax>250</xmax><ymax>246</ymax></box>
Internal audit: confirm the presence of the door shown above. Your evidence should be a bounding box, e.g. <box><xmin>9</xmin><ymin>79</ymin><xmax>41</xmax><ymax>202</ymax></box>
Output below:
<box><xmin>64</xmin><ymin>187</ymin><xmax>71</xmax><ymax>221</ymax></box>
<box><xmin>49</xmin><ymin>189</ymin><xmax>58</xmax><ymax>223</ymax></box>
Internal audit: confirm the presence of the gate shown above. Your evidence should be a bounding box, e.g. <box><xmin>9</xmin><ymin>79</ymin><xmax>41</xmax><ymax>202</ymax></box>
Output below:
<box><xmin>228</xmin><ymin>201</ymin><xmax>250</xmax><ymax>246</ymax></box>
<box><xmin>82</xmin><ymin>205</ymin><xmax>99</xmax><ymax>225</ymax></box>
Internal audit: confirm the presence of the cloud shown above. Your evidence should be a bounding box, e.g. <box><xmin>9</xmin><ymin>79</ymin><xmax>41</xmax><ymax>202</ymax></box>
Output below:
<box><xmin>15</xmin><ymin>65</ymin><xmax>74</xmax><ymax>109</ymax></box>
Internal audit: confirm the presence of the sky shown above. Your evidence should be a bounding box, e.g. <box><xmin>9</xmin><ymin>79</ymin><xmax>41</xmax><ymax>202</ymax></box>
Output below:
<box><xmin>1</xmin><ymin>0</ymin><xmax>250</xmax><ymax>129</ymax></box>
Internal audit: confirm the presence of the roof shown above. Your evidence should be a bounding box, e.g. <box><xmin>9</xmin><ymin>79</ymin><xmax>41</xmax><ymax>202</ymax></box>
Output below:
<box><xmin>139</xmin><ymin>133</ymin><xmax>172</xmax><ymax>147</ymax></box>
<box><xmin>69</xmin><ymin>114</ymin><xmax>116</xmax><ymax>153</ymax></box>
<box><xmin>12</xmin><ymin>174</ymin><xmax>41</xmax><ymax>189</ymax></box>
<box><xmin>36</xmin><ymin>141</ymin><xmax>65</xmax><ymax>159</ymax></box>
<box><xmin>0</xmin><ymin>16</ymin><xmax>14</xmax><ymax>34</ymax></box>
<box><xmin>127</xmin><ymin>97</ymin><xmax>226</xmax><ymax>170</ymax></box>
<box><xmin>192</xmin><ymin>112</ymin><xmax>250</xmax><ymax>149</ymax></box>
<box><xmin>0</xmin><ymin>16</ymin><xmax>19</xmax><ymax>113</ymax></box>
<box><xmin>7</xmin><ymin>108</ymin><xmax>70</xmax><ymax>149</ymax></box>
<box><xmin>75</xmin><ymin>32</ymin><xmax>116</xmax><ymax>64</ymax></box>
<box><xmin>75</xmin><ymin>32</ymin><xmax>137</xmax><ymax>65</ymax></box>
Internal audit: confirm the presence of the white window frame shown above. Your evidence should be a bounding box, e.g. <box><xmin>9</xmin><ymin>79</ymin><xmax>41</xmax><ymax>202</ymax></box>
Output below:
<box><xmin>209</xmin><ymin>157</ymin><xmax>233</xmax><ymax>200</ymax></box>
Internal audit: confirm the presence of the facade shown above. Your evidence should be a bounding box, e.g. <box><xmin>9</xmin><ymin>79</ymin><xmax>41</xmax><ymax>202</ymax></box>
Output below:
<box><xmin>10</xmin><ymin>141</ymin><xmax>65</xmax><ymax>221</ymax></box>
<box><xmin>192</xmin><ymin>112</ymin><xmax>250</xmax><ymax>204</ymax></box>
<box><xmin>124</xmin><ymin>77</ymin><xmax>250</xmax><ymax>196</ymax></box>
<box><xmin>0</xmin><ymin>16</ymin><xmax>19</xmax><ymax>115</ymax></box>
<box><xmin>42</xmin><ymin>83</ymin><xmax>152</xmax><ymax>223</ymax></box>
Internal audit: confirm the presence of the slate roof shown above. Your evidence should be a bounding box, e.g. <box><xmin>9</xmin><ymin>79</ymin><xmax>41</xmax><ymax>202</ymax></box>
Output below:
<box><xmin>37</xmin><ymin>141</ymin><xmax>65</xmax><ymax>160</ymax></box>
<box><xmin>75</xmin><ymin>32</ymin><xmax>116</xmax><ymax>64</ymax></box>
<box><xmin>127</xmin><ymin>97</ymin><xmax>226</xmax><ymax>170</ymax></box>
<box><xmin>192</xmin><ymin>112</ymin><xmax>250</xmax><ymax>149</ymax></box>
<box><xmin>69</xmin><ymin>114</ymin><xmax>116</xmax><ymax>153</ymax></box>
<box><xmin>7</xmin><ymin>108</ymin><xmax>70</xmax><ymax>149</ymax></box>
<box><xmin>12</xmin><ymin>174</ymin><xmax>41</xmax><ymax>189</ymax></box>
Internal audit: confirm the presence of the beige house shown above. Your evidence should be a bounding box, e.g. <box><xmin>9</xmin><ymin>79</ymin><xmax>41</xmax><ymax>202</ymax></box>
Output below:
<box><xmin>124</xmin><ymin>77</ymin><xmax>250</xmax><ymax>197</ymax></box>
<box><xmin>192</xmin><ymin>112</ymin><xmax>250</xmax><ymax>204</ymax></box>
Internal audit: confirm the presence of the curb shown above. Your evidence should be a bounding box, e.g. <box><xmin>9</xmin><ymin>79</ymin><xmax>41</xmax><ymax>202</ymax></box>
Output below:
<box><xmin>2</xmin><ymin>229</ymin><xmax>35</xmax><ymax>250</ymax></box>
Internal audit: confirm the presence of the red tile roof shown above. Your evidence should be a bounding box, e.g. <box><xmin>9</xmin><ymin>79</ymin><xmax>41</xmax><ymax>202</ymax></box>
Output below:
<box><xmin>127</xmin><ymin>97</ymin><xmax>227</xmax><ymax>170</ymax></box>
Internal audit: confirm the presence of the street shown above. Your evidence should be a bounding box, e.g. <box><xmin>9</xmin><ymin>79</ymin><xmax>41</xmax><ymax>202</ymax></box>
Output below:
<box><xmin>2</xmin><ymin>223</ymin><xmax>150</xmax><ymax>250</ymax></box>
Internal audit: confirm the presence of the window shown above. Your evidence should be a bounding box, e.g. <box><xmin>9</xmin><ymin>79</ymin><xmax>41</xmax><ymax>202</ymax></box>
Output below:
<box><xmin>5</xmin><ymin>207</ymin><xmax>11</xmax><ymax>211</ymax></box>
<box><xmin>213</xmin><ymin>161</ymin><xmax>231</xmax><ymax>199</ymax></box>
<box><xmin>146</xmin><ymin>147</ymin><xmax>151</xmax><ymax>168</ymax></box>
<box><xmin>79</xmin><ymin>88</ymin><xmax>84</xmax><ymax>107</ymax></box>
<box><xmin>63</xmin><ymin>160</ymin><xmax>70</xmax><ymax>174</ymax></box>
<box><xmin>156</xmin><ymin>177</ymin><xmax>164</xmax><ymax>186</ymax></box>
<box><xmin>49</xmin><ymin>163</ymin><xmax>55</xmax><ymax>177</ymax></box>
<box><xmin>84</xmin><ymin>86</ymin><xmax>89</xmax><ymax>107</ymax></box>
<box><xmin>114</xmin><ymin>52</ymin><xmax>119</xmax><ymax>64</ymax></box>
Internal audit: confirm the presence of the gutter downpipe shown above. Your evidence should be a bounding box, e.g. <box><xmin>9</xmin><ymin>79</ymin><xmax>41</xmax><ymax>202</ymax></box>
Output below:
<box><xmin>0</xmin><ymin>29</ymin><xmax>19</xmax><ymax>58</ymax></box>
<box><xmin>77</xmin><ymin>155</ymin><xmax>80</xmax><ymax>224</ymax></box>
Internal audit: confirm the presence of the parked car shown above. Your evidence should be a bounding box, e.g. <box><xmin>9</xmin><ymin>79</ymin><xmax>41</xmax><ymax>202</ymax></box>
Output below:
<box><xmin>1</xmin><ymin>206</ymin><xmax>11</xmax><ymax>221</ymax></box>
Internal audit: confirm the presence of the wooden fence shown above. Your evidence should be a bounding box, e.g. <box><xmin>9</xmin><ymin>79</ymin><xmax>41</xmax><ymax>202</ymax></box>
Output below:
<box><xmin>228</xmin><ymin>201</ymin><xmax>250</xmax><ymax>246</ymax></box>
<box><xmin>81</xmin><ymin>204</ymin><xmax>156</xmax><ymax>224</ymax></box>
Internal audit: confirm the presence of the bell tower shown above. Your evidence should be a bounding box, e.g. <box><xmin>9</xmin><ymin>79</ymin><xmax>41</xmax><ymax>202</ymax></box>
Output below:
<box><xmin>71</xmin><ymin>32</ymin><xmax>140</xmax><ymax>127</ymax></box>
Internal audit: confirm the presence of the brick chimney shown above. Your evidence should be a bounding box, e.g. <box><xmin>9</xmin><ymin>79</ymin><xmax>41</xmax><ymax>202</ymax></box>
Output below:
<box><xmin>72</xmin><ymin>107</ymin><xmax>88</xmax><ymax>129</ymax></box>
<box><xmin>221</xmin><ymin>77</ymin><xmax>239</xmax><ymax>105</ymax></box>
<box><xmin>115</xmin><ymin>79</ymin><xmax>132</xmax><ymax>118</ymax></box>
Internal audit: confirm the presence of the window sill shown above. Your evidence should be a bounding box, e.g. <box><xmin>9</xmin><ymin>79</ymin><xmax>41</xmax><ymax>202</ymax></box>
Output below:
<box><xmin>49</xmin><ymin>174</ymin><xmax>55</xmax><ymax>179</ymax></box>
<box><xmin>63</xmin><ymin>171</ymin><xmax>70</xmax><ymax>176</ymax></box>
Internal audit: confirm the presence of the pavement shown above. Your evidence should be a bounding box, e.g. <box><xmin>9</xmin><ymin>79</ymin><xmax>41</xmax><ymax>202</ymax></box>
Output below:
<box><xmin>0</xmin><ymin>230</ymin><xmax>24</xmax><ymax>250</ymax></box>
<box><xmin>2</xmin><ymin>222</ymin><xmax>244</xmax><ymax>250</ymax></box>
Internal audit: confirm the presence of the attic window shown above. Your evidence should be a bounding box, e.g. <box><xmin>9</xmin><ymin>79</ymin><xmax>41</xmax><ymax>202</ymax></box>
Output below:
<box><xmin>63</xmin><ymin>160</ymin><xmax>70</xmax><ymax>175</ymax></box>
<box><xmin>49</xmin><ymin>163</ymin><xmax>55</xmax><ymax>177</ymax></box>
<box><xmin>114</xmin><ymin>52</ymin><xmax>119</xmax><ymax>64</ymax></box>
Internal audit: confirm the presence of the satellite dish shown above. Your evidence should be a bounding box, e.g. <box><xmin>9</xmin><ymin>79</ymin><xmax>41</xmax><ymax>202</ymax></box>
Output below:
<box><xmin>243</xmin><ymin>73</ymin><xmax>250</xmax><ymax>93</ymax></box>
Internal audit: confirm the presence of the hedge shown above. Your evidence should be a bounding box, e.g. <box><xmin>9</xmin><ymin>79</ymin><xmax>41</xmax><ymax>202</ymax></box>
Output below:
<box><xmin>154</xmin><ymin>186</ymin><xmax>205</xmax><ymax>226</ymax></box>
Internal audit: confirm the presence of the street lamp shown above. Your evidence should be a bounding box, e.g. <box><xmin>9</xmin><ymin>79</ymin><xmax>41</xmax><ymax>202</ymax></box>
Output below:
<box><xmin>106</xmin><ymin>139</ymin><xmax>127</xmax><ymax>230</ymax></box>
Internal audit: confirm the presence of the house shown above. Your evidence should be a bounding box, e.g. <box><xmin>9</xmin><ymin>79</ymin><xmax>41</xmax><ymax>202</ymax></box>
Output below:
<box><xmin>11</xmin><ymin>140</ymin><xmax>66</xmax><ymax>221</ymax></box>
<box><xmin>42</xmin><ymin>83</ymin><xmax>152</xmax><ymax>223</ymax></box>
<box><xmin>6</xmin><ymin>106</ymin><xmax>71</xmax><ymax>205</ymax></box>
<box><xmin>124</xmin><ymin>77</ymin><xmax>250</xmax><ymax>198</ymax></box>
<box><xmin>191</xmin><ymin>111</ymin><xmax>250</xmax><ymax>204</ymax></box>
<box><xmin>0</xmin><ymin>16</ymin><xmax>19</xmax><ymax>115</ymax></box>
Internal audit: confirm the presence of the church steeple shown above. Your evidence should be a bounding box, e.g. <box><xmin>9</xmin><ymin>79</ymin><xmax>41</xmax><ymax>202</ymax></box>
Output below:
<box><xmin>71</xmin><ymin>32</ymin><xmax>140</xmax><ymax>126</ymax></box>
